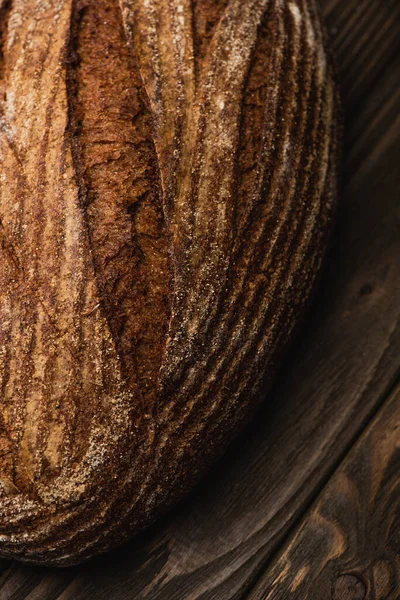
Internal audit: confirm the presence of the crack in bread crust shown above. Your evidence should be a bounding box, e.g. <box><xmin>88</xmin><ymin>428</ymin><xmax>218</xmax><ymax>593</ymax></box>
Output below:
<box><xmin>68</xmin><ymin>0</ymin><xmax>172</xmax><ymax>405</ymax></box>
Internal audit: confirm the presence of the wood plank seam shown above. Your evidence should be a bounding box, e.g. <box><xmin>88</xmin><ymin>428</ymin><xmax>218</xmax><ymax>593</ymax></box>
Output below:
<box><xmin>246</xmin><ymin>384</ymin><xmax>400</xmax><ymax>599</ymax></box>
<box><xmin>239</xmin><ymin>367</ymin><xmax>400</xmax><ymax>600</ymax></box>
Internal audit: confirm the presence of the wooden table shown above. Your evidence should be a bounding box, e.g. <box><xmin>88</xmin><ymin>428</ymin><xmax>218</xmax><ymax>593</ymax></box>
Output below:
<box><xmin>1</xmin><ymin>0</ymin><xmax>399</xmax><ymax>598</ymax></box>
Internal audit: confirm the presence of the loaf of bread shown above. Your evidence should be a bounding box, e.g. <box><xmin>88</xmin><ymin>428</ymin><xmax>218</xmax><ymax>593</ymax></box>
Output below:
<box><xmin>0</xmin><ymin>0</ymin><xmax>338</xmax><ymax>565</ymax></box>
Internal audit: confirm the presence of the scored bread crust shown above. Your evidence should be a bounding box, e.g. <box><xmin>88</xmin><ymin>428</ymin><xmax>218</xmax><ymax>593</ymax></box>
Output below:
<box><xmin>0</xmin><ymin>0</ymin><xmax>339</xmax><ymax>565</ymax></box>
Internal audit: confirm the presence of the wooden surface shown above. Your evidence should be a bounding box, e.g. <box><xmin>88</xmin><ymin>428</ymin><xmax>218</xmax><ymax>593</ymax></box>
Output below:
<box><xmin>0</xmin><ymin>0</ymin><xmax>399</xmax><ymax>597</ymax></box>
<box><xmin>249</xmin><ymin>384</ymin><xmax>400</xmax><ymax>599</ymax></box>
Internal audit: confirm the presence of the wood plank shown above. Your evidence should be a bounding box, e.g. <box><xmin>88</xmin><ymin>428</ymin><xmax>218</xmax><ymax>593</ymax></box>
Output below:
<box><xmin>247</xmin><ymin>384</ymin><xmax>400</xmax><ymax>600</ymax></box>
<box><xmin>0</xmin><ymin>564</ymin><xmax>72</xmax><ymax>600</ymax></box>
<box><xmin>0</xmin><ymin>0</ymin><xmax>399</xmax><ymax>598</ymax></box>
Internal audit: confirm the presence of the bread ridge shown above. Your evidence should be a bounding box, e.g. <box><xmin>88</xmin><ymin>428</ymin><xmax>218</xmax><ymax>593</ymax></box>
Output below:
<box><xmin>0</xmin><ymin>0</ymin><xmax>339</xmax><ymax>565</ymax></box>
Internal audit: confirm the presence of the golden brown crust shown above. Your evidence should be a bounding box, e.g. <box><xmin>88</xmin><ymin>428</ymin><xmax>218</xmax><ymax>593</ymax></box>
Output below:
<box><xmin>0</xmin><ymin>0</ymin><xmax>339</xmax><ymax>565</ymax></box>
<box><xmin>68</xmin><ymin>0</ymin><xmax>172</xmax><ymax>403</ymax></box>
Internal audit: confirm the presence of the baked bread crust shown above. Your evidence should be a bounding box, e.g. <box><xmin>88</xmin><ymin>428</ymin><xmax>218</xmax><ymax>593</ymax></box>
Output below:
<box><xmin>0</xmin><ymin>0</ymin><xmax>339</xmax><ymax>565</ymax></box>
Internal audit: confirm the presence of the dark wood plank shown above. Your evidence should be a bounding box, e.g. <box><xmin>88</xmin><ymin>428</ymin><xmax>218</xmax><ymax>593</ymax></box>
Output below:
<box><xmin>247</xmin><ymin>384</ymin><xmax>400</xmax><ymax>600</ymax></box>
<box><xmin>0</xmin><ymin>0</ymin><xmax>399</xmax><ymax>598</ymax></box>
<box><xmin>0</xmin><ymin>564</ymin><xmax>73</xmax><ymax>600</ymax></box>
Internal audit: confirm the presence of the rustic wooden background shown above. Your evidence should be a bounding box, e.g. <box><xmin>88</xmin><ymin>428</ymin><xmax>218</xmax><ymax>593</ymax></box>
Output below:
<box><xmin>1</xmin><ymin>0</ymin><xmax>399</xmax><ymax>598</ymax></box>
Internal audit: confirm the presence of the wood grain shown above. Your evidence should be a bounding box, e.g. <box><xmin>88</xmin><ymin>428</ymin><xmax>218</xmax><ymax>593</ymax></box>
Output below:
<box><xmin>248</xmin><ymin>384</ymin><xmax>400</xmax><ymax>600</ymax></box>
<box><xmin>0</xmin><ymin>0</ymin><xmax>399</xmax><ymax>596</ymax></box>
